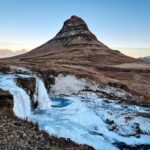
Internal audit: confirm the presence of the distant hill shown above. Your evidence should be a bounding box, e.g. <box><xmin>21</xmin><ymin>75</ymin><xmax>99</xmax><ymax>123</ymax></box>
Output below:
<box><xmin>0</xmin><ymin>49</ymin><xmax>27</xmax><ymax>58</ymax></box>
<box><xmin>138</xmin><ymin>56</ymin><xmax>150</xmax><ymax>62</ymax></box>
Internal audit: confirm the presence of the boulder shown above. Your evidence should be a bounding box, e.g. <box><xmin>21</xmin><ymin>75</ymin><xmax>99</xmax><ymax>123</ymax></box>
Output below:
<box><xmin>16</xmin><ymin>77</ymin><xmax>37</xmax><ymax>109</ymax></box>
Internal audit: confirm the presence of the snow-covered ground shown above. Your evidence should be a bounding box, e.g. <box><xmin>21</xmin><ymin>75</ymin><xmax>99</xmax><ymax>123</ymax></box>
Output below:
<box><xmin>50</xmin><ymin>74</ymin><xmax>86</xmax><ymax>96</ymax></box>
<box><xmin>50</xmin><ymin>74</ymin><xmax>132</xmax><ymax>100</ymax></box>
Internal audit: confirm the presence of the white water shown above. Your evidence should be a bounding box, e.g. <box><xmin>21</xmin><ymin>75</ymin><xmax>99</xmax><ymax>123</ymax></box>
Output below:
<box><xmin>34</xmin><ymin>77</ymin><xmax>51</xmax><ymax>109</ymax></box>
<box><xmin>0</xmin><ymin>74</ymin><xmax>31</xmax><ymax>119</ymax></box>
<box><xmin>0</xmin><ymin>74</ymin><xmax>51</xmax><ymax>119</ymax></box>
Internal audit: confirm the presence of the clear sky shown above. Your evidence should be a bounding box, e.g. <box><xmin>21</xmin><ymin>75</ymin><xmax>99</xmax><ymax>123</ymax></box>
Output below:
<box><xmin>0</xmin><ymin>0</ymin><xmax>150</xmax><ymax>58</ymax></box>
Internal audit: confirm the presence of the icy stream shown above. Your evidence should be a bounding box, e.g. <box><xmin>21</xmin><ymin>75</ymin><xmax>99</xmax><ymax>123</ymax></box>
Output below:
<box><xmin>31</xmin><ymin>94</ymin><xmax>150</xmax><ymax>150</ymax></box>
<box><xmin>0</xmin><ymin>74</ymin><xmax>150</xmax><ymax>150</ymax></box>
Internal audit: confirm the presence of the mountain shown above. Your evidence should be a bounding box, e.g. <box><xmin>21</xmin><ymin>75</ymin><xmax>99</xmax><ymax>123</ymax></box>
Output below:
<box><xmin>8</xmin><ymin>15</ymin><xmax>136</xmax><ymax>66</ymax></box>
<box><xmin>138</xmin><ymin>56</ymin><xmax>150</xmax><ymax>62</ymax></box>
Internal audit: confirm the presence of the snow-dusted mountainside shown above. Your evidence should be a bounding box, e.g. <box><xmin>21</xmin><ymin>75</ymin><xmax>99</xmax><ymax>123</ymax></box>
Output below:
<box><xmin>138</xmin><ymin>56</ymin><xmax>150</xmax><ymax>62</ymax></box>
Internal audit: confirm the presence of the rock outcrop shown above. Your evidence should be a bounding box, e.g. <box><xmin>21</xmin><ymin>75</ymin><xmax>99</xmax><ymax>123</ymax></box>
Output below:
<box><xmin>0</xmin><ymin>89</ymin><xmax>13</xmax><ymax>108</ymax></box>
<box><xmin>53</xmin><ymin>16</ymin><xmax>97</xmax><ymax>40</ymax></box>
<box><xmin>16</xmin><ymin>77</ymin><xmax>37</xmax><ymax>109</ymax></box>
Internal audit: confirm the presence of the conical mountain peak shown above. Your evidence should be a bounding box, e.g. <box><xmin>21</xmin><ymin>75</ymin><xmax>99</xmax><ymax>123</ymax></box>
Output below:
<box><xmin>53</xmin><ymin>15</ymin><xmax>97</xmax><ymax>41</ymax></box>
<box><xmin>8</xmin><ymin>15</ymin><xmax>135</xmax><ymax>67</ymax></box>
<box><xmin>64</xmin><ymin>15</ymin><xmax>88</xmax><ymax>28</ymax></box>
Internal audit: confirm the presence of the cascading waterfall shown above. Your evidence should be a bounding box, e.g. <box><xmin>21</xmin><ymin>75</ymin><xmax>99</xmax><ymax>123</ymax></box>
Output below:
<box><xmin>0</xmin><ymin>74</ymin><xmax>31</xmax><ymax>119</ymax></box>
<box><xmin>34</xmin><ymin>77</ymin><xmax>51</xmax><ymax>110</ymax></box>
<box><xmin>0</xmin><ymin>74</ymin><xmax>51</xmax><ymax>119</ymax></box>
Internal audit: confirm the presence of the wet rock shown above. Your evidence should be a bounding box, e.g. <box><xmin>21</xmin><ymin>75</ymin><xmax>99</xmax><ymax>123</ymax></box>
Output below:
<box><xmin>105</xmin><ymin>119</ymin><xmax>118</xmax><ymax>131</ymax></box>
<box><xmin>108</xmin><ymin>124</ymin><xmax>118</xmax><ymax>131</ymax></box>
<box><xmin>108</xmin><ymin>82</ymin><xmax>129</xmax><ymax>92</ymax></box>
<box><xmin>0</xmin><ymin>65</ymin><xmax>10</xmax><ymax>73</ymax></box>
<box><xmin>53</xmin><ymin>15</ymin><xmax>97</xmax><ymax>42</ymax></box>
<box><xmin>134</xmin><ymin>123</ymin><xmax>141</xmax><ymax>137</ymax></box>
<box><xmin>114</xmin><ymin>142</ymin><xmax>150</xmax><ymax>150</ymax></box>
<box><xmin>16</xmin><ymin>77</ymin><xmax>36</xmax><ymax>109</ymax></box>
<box><xmin>105</xmin><ymin>119</ymin><xmax>115</xmax><ymax>125</ymax></box>
<box><xmin>0</xmin><ymin>89</ymin><xmax>13</xmax><ymax>108</ymax></box>
<box><xmin>124</xmin><ymin>116</ymin><xmax>132</xmax><ymax>123</ymax></box>
<box><xmin>39</xmin><ymin>70</ymin><xmax>56</xmax><ymax>92</ymax></box>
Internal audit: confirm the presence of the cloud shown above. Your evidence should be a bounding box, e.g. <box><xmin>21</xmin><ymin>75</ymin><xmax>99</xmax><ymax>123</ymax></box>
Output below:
<box><xmin>0</xmin><ymin>49</ymin><xmax>28</xmax><ymax>58</ymax></box>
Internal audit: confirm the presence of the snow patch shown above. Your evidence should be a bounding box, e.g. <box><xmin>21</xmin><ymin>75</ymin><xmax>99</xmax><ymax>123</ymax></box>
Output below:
<box><xmin>10</xmin><ymin>65</ymin><xmax>30</xmax><ymax>72</ymax></box>
<box><xmin>100</xmin><ymin>85</ymin><xmax>132</xmax><ymax>99</ymax></box>
<box><xmin>49</xmin><ymin>74</ymin><xmax>132</xmax><ymax>101</ymax></box>
<box><xmin>50</xmin><ymin>74</ymin><xmax>86</xmax><ymax>96</ymax></box>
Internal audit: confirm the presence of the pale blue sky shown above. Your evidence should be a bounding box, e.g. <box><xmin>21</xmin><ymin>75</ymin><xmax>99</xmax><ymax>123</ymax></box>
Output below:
<box><xmin>0</xmin><ymin>0</ymin><xmax>150</xmax><ymax>57</ymax></box>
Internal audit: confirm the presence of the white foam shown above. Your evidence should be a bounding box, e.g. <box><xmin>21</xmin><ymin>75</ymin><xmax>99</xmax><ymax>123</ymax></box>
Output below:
<box><xmin>34</xmin><ymin>77</ymin><xmax>51</xmax><ymax>109</ymax></box>
<box><xmin>50</xmin><ymin>74</ymin><xmax>86</xmax><ymax>96</ymax></box>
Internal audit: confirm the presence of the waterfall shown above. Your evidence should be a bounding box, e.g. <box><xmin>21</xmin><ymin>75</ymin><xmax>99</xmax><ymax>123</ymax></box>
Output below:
<box><xmin>0</xmin><ymin>74</ymin><xmax>51</xmax><ymax>119</ymax></box>
<box><xmin>34</xmin><ymin>77</ymin><xmax>51</xmax><ymax>110</ymax></box>
<box><xmin>0</xmin><ymin>75</ymin><xmax>31</xmax><ymax>119</ymax></box>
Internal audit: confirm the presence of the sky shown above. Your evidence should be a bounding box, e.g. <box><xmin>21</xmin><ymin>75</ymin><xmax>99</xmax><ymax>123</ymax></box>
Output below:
<box><xmin>0</xmin><ymin>0</ymin><xmax>150</xmax><ymax>58</ymax></box>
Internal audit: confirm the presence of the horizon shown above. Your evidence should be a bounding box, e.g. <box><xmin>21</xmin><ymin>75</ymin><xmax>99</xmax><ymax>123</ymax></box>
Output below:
<box><xmin>0</xmin><ymin>45</ymin><xmax>150</xmax><ymax>58</ymax></box>
<box><xmin>0</xmin><ymin>0</ymin><xmax>150</xmax><ymax>58</ymax></box>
